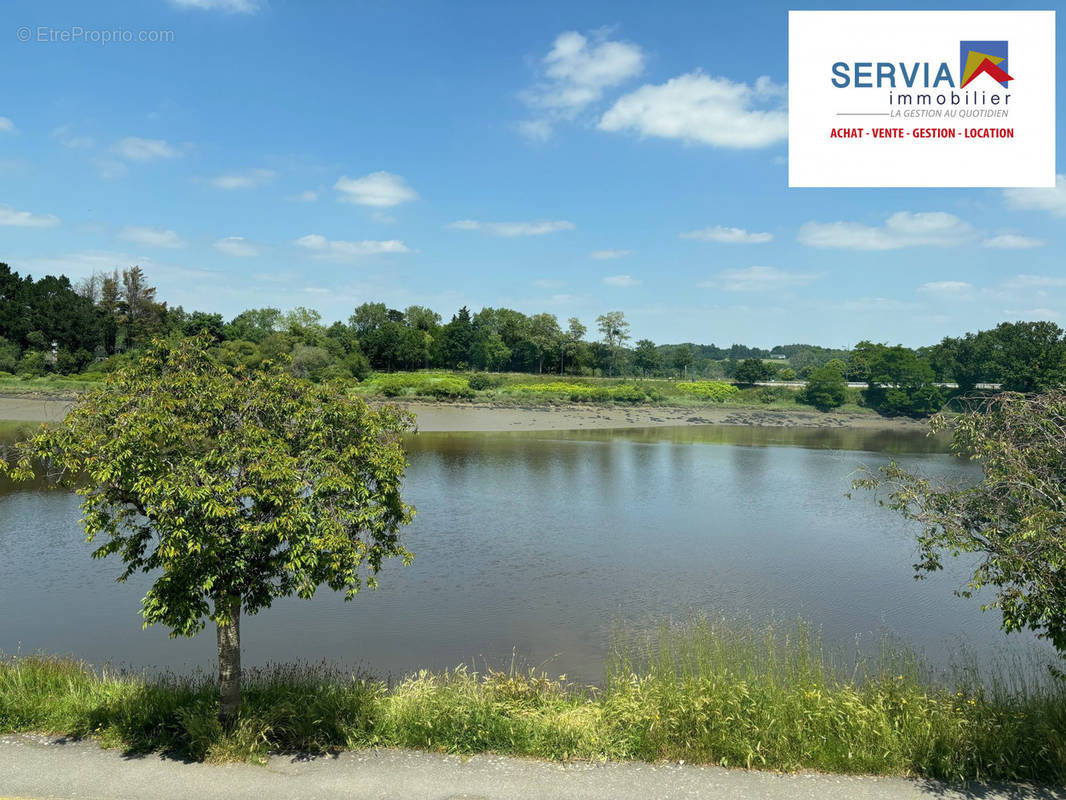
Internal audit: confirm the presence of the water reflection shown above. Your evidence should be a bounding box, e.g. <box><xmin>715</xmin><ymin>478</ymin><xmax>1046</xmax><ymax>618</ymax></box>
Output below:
<box><xmin>1</xmin><ymin>424</ymin><xmax>1048</xmax><ymax>684</ymax></box>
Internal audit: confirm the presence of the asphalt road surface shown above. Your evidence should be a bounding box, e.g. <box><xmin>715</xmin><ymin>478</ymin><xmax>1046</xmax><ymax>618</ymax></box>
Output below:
<box><xmin>1</xmin><ymin>735</ymin><xmax>1063</xmax><ymax>800</ymax></box>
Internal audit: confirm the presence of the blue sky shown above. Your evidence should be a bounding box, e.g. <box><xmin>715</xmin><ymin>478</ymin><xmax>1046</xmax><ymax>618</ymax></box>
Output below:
<box><xmin>0</xmin><ymin>0</ymin><xmax>1062</xmax><ymax>348</ymax></box>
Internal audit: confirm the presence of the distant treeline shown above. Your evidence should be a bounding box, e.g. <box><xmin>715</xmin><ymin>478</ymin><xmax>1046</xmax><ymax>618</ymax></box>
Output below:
<box><xmin>1</xmin><ymin>262</ymin><xmax>1064</xmax><ymax>408</ymax></box>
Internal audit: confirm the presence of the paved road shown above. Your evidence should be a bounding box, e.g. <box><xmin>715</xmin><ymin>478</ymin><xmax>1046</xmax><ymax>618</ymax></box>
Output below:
<box><xmin>1</xmin><ymin>735</ymin><xmax>1062</xmax><ymax>800</ymax></box>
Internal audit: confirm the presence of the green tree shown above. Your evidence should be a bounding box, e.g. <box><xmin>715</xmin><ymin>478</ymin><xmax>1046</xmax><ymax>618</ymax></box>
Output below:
<box><xmin>476</xmin><ymin>332</ymin><xmax>511</xmax><ymax>372</ymax></box>
<box><xmin>987</xmin><ymin>321</ymin><xmax>1066</xmax><ymax>392</ymax></box>
<box><xmin>733</xmin><ymin>358</ymin><xmax>774</xmax><ymax>385</ymax></box>
<box><xmin>673</xmin><ymin>344</ymin><xmax>695</xmax><ymax>379</ymax></box>
<box><xmin>633</xmin><ymin>338</ymin><xmax>660</xmax><ymax>377</ymax></box>
<box><xmin>224</xmin><ymin>308</ymin><xmax>282</xmax><ymax>344</ymax></box>
<box><xmin>527</xmin><ymin>313</ymin><xmax>562</xmax><ymax>373</ymax></box>
<box><xmin>0</xmin><ymin>336</ymin><xmax>18</xmax><ymax>372</ymax></box>
<box><xmin>441</xmin><ymin>306</ymin><xmax>475</xmax><ymax>369</ymax></box>
<box><xmin>563</xmin><ymin>317</ymin><xmax>587</xmax><ymax>375</ymax></box>
<box><xmin>5</xmin><ymin>336</ymin><xmax>415</xmax><ymax>722</ymax></box>
<box><xmin>799</xmin><ymin>362</ymin><xmax>847</xmax><ymax>411</ymax></box>
<box><xmin>596</xmin><ymin>311</ymin><xmax>630</xmax><ymax>376</ymax></box>
<box><xmin>930</xmin><ymin>332</ymin><xmax>991</xmax><ymax>391</ymax></box>
<box><xmin>120</xmin><ymin>266</ymin><xmax>163</xmax><ymax>350</ymax></box>
<box><xmin>854</xmin><ymin>392</ymin><xmax>1066</xmax><ymax>664</ymax></box>
<box><xmin>865</xmin><ymin>344</ymin><xmax>944</xmax><ymax>417</ymax></box>
<box><xmin>847</xmin><ymin>341</ymin><xmax>877</xmax><ymax>383</ymax></box>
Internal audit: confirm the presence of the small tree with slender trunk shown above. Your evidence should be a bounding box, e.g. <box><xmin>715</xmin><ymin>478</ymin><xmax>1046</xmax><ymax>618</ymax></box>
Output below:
<box><xmin>854</xmin><ymin>391</ymin><xmax>1066</xmax><ymax>670</ymax></box>
<box><xmin>5</xmin><ymin>335</ymin><xmax>415</xmax><ymax>722</ymax></box>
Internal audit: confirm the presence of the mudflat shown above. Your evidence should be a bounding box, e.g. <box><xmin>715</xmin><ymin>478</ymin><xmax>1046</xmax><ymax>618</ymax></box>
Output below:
<box><xmin>397</xmin><ymin>401</ymin><xmax>925</xmax><ymax>432</ymax></box>
<box><xmin>0</xmin><ymin>396</ymin><xmax>924</xmax><ymax>433</ymax></box>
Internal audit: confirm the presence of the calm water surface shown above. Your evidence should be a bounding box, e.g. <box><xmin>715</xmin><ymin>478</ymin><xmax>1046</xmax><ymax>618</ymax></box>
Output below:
<box><xmin>0</xmin><ymin>425</ymin><xmax>1051</xmax><ymax>682</ymax></box>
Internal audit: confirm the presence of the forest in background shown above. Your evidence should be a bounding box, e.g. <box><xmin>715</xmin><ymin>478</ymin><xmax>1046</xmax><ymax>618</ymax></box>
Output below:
<box><xmin>2</xmin><ymin>261</ymin><xmax>1065</xmax><ymax>416</ymax></box>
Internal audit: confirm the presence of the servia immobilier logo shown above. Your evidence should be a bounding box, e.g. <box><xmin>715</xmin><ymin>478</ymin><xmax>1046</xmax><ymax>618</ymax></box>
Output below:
<box><xmin>789</xmin><ymin>12</ymin><xmax>1054</xmax><ymax>188</ymax></box>
<box><xmin>828</xmin><ymin>40</ymin><xmax>1013</xmax><ymax>115</ymax></box>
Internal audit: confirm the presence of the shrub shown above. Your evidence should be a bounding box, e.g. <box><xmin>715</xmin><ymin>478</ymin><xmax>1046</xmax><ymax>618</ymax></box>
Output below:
<box><xmin>467</xmin><ymin>373</ymin><xmax>501</xmax><ymax>392</ymax></box>
<box><xmin>424</xmin><ymin>377</ymin><xmax>474</xmax><ymax>399</ymax></box>
<box><xmin>17</xmin><ymin>351</ymin><xmax>49</xmax><ymax>377</ymax></box>
<box><xmin>372</xmin><ymin>374</ymin><xmax>473</xmax><ymax>399</ymax></box>
<box><xmin>510</xmin><ymin>382</ymin><xmax>657</xmax><ymax>404</ymax></box>
<box><xmin>676</xmin><ymin>381</ymin><xmax>740</xmax><ymax>402</ymax></box>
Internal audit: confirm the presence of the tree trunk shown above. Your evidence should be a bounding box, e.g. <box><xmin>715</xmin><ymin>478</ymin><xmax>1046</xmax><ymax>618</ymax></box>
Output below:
<box><xmin>215</xmin><ymin>596</ymin><xmax>241</xmax><ymax>726</ymax></box>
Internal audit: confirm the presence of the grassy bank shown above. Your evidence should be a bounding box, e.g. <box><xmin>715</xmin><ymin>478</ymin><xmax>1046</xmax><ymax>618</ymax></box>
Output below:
<box><xmin>353</xmin><ymin>371</ymin><xmax>871</xmax><ymax>414</ymax></box>
<box><xmin>2</xmin><ymin>618</ymin><xmax>1063</xmax><ymax>782</ymax></box>
<box><xmin>0</xmin><ymin>373</ymin><xmax>98</xmax><ymax>397</ymax></box>
<box><xmin>0</xmin><ymin>370</ymin><xmax>874</xmax><ymax>415</ymax></box>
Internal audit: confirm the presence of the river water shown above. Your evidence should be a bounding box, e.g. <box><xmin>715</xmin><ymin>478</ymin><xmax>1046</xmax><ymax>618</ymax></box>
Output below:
<box><xmin>0</xmin><ymin>425</ymin><xmax>1051</xmax><ymax>682</ymax></box>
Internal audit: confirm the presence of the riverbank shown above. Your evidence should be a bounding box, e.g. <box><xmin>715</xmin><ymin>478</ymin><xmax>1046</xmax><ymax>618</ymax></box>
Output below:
<box><xmin>399</xmin><ymin>400</ymin><xmax>924</xmax><ymax>432</ymax></box>
<box><xmin>1</xmin><ymin>619</ymin><xmax>1062</xmax><ymax>783</ymax></box>
<box><xmin>0</xmin><ymin>395</ymin><xmax>924</xmax><ymax>432</ymax></box>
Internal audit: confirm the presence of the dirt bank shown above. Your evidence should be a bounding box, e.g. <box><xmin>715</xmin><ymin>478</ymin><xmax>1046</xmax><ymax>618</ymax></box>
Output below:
<box><xmin>0</xmin><ymin>396</ymin><xmax>924</xmax><ymax>433</ymax></box>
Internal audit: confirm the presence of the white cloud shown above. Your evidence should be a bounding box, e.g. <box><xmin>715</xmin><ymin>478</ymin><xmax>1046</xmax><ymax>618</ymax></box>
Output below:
<box><xmin>449</xmin><ymin>219</ymin><xmax>575</xmax><ymax>237</ymax></box>
<box><xmin>118</xmin><ymin>226</ymin><xmax>185</xmax><ymax>248</ymax></box>
<box><xmin>1002</xmin><ymin>274</ymin><xmax>1066</xmax><ymax>289</ymax></box>
<box><xmin>681</xmin><ymin>225</ymin><xmax>772</xmax><ymax>244</ymax></box>
<box><xmin>289</xmin><ymin>190</ymin><xmax>318</xmax><ymax>202</ymax></box>
<box><xmin>294</xmin><ymin>233</ymin><xmax>410</xmax><ymax>260</ymax></box>
<box><xmin>603</xmin><ymin>274</ymin><xmax>640</xmax><ymax>287</ymax></box>
<box><xmin>0</xmin><ymin>117</ymin><xmax>14</xmax><ymax>133</ymax></box>
<box><xmin>520</xmin><ymin>29</ymin><xmax>645</xmax><ymax>140</ymax></box>
<box><xmin>919</xmin><ymin>281</ymin><xmax>974</xmax><ymax>294</ymax></box>
<box><xmin>1003</xmin><ymin>175</ymin><xmax>1066</xmax><ymax>217</ymax></box>
<box><xmin>590</xmin><ymin>249</ymin><xmax>632</xmax><ymax>260</ymax></box>
<box><xmin>214</xmin><ymin>236</ymin><xmax>259</xmax><ymax>257</ymax></box>
<box><xmin>334</xmin><ymin>171</ymin><xmax>418</xmax><ymax>207</ymax></box>
<box><xmin>599</xmin><ymin>71</ymin><xmax>788</xmax><ymax>148</ymax></box>
<box><xmin>169</xmin><ymin>0</ymin><xmax>260</xmax><ymax>12</ymax></box>
<box><xmin>1002</xmin><ymin>307</ymin><xmax>1060</xmax><ymax>320</ymax></box>
<box><xmin>982</xmin><ymin>233</ymin><xmax>1044</xmax><ymax>249</ymax></box>
<box><xmin>517</xmin><ymin>119</ymin><xmax>553</xmax><ymax>142</ymax></box>
<box><xmin>210</xmin><ymin>168</ymin><xmax>276</xmax><ymax>189</ymax></box>
<box><xmin>52</xmin><ymin>128</ymin><xmax>94</xmax><ymax>149</ymax></box>
<box><xmin>0</xmin><ymin>205</ymin><xmax>60</xmax><ymax>228</ymax></box>
<box><xmin>111</xmin><ymin>137</ymin><xmax>180</xmax><ymax>161</ymax></box>
<box><xmin>94</xmin><ymin>158</ymin><xmax>129</xmax><ymax>179</ymax></box>
<box><xmin>798</xmin><ymin>211</ymin><xmax>974</xmax><ymax>250</ymax></box>
<box><xmin>699</xmin><ymin>266</ymin><xmax>821</xmax><ymax>292</ymax></box>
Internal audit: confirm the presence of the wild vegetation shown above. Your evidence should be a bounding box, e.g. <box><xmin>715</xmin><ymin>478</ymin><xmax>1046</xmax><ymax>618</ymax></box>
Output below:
<box><xmin>2</xmin><ymin>262</ymin><xmax>1066</xmax><ymax>417</ymax></box>
<box><xmin>2</xmin><ymin>618</ymin><xmax>1063</xmax><ymax>781</ymax></box>
<box><xmin>857</xmin><ymin>391</ymin><xmax>1066</xmax><ymax>662</ymax></box>
<box><xmin>5</xmin><ymin>337</ymin><xmax>416</xmax><ymax>722</ymax></box>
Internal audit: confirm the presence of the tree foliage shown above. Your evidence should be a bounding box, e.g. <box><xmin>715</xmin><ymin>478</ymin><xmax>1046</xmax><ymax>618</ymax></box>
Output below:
<box><xmin>6</xmin><ymin>261</ymin><xmax>1066</xmax><ymax>394</ymax></box>
<box><xmin>864</xmin><ymin>344</ymin><xmax>944</xmax><ymax>417</ymax></box>
<box><xmin>799</xmin><ymin>362</ymin><xmax>847</xmax><ymax>411</ymax></box>
<box><xmin>733</xmin><ymin>358</ymin><xmax>775</xmax><ymax>385</ymax></box>
<box><xmin>855</xmin><ymin>392</ymin><xmax>1066</xmax><ymax>662</ymax></box>
<box><xmin>5</xmin><ymin>335</ymin><xmax>416</xmax><ymax>717</ymax></box>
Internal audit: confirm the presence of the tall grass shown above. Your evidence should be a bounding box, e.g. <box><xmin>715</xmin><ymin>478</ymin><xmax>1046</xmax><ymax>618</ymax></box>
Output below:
<box><xmin>2</xmin><ymin>617</ymin><xmax>1063</xmax><ymax>781</ymax></box>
